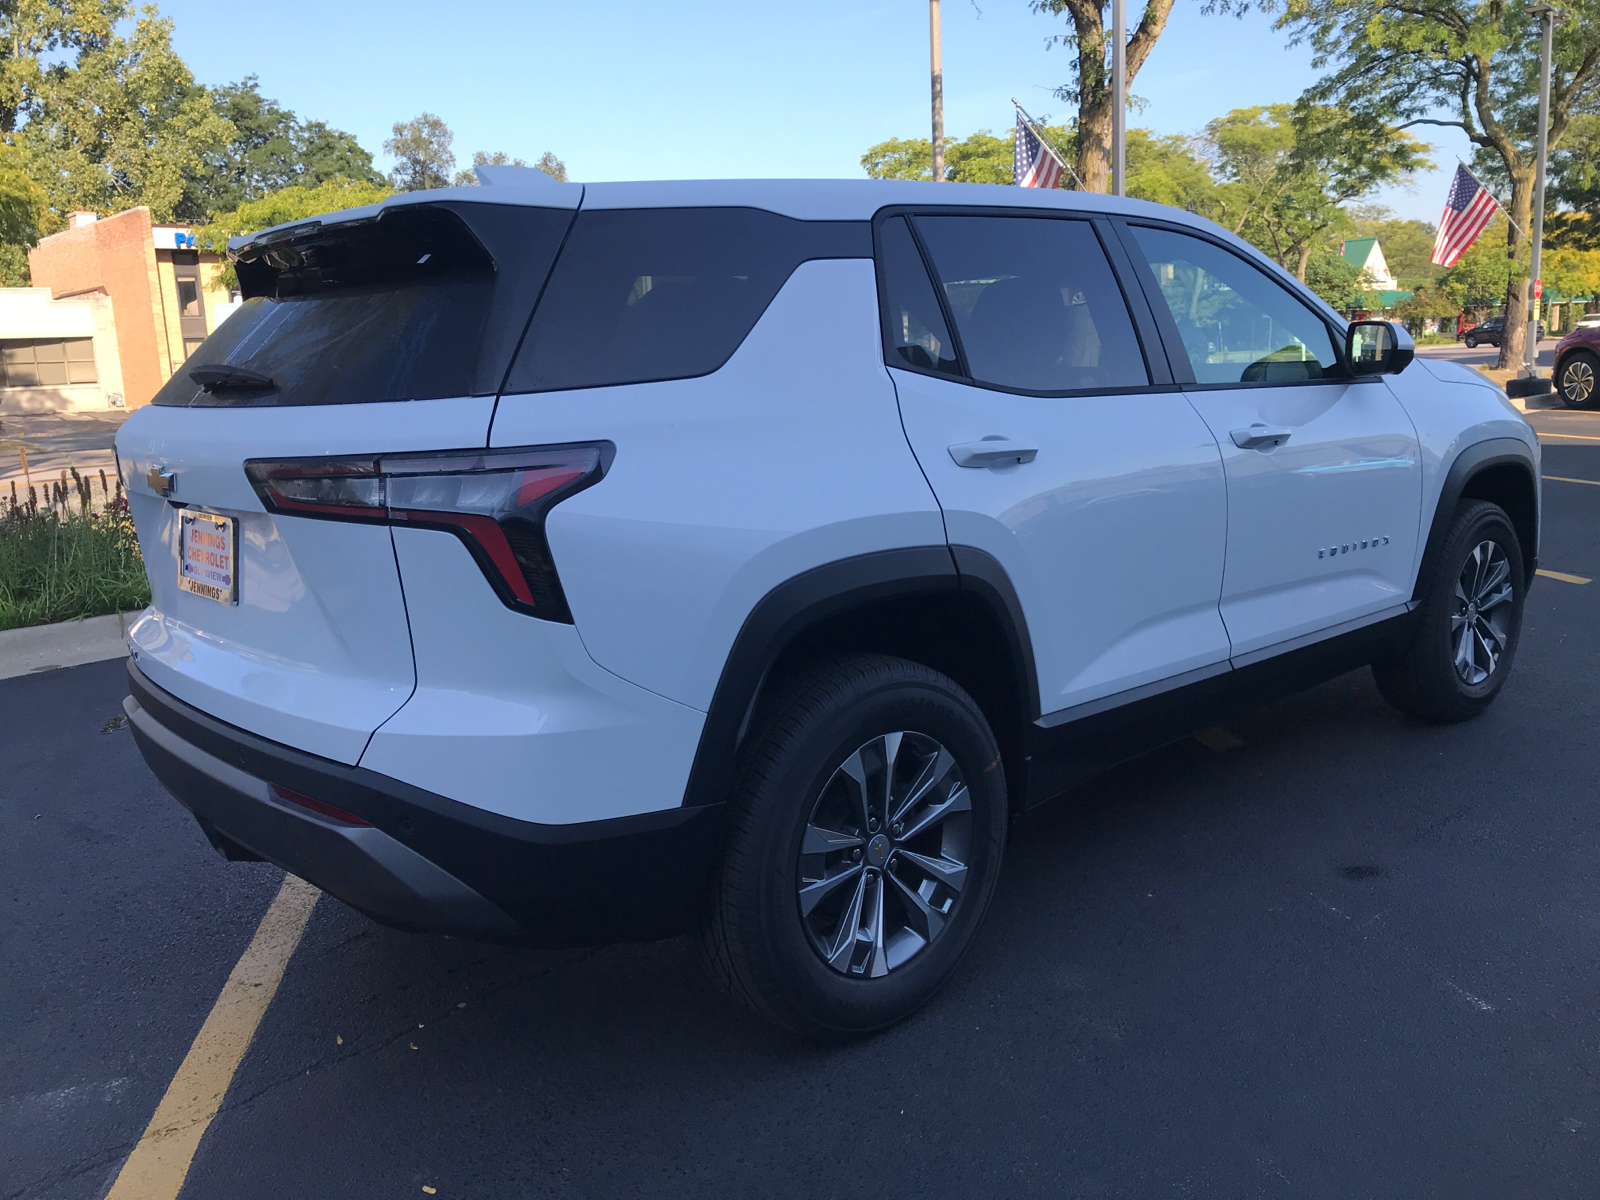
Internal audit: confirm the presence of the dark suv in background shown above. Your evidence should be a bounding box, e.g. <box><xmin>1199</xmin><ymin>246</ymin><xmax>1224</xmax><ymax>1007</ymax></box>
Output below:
<box><xmin>1459</xmin><ymin>316</ymin><xmax>1545</xmax><ymax>348</ymax></box>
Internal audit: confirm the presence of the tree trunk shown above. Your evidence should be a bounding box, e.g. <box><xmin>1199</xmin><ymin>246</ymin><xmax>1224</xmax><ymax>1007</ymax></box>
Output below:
<box><xmin>1295</xmin><ymin>242</ymin><xmax>1313</xmax><ymax>283</ymax></box>
<box><xmin>1068</xmin><ymin>4</ymin><xmax>1110</xmax><ymax>193</ymax></box>
<box><xmin>1496</xmin><ymin>165</ymin><xmax>1536</xmax><ymax>371</ymax></box>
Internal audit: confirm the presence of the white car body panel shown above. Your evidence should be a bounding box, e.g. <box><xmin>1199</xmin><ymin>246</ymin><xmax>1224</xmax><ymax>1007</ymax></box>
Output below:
<box><xmin>891</xmin><ymin>368</ymin><xmax>1231</xmax><ymax>714</ymax></box>
<box><xmin>115</xmin><ymin>398</ymin><xmax>495</xmax><ymax>763</ymax></box>
<box><xmin>489</xmin><ymin>258</ymin><xmax>947</xmax><ymax>710</ymax></box>
<box><xmin>360</xmin><ymin>530</ymin><xmax>706</xmax><ymax>825</ymax></box>
<box><xmin>1181</xmin><ymin>379</ymin><xmax>1424</xmax><ymax>657</ymax></box>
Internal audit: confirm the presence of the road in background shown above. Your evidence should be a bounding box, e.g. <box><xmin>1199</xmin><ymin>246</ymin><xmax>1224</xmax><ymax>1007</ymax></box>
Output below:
<box><xmin>1416</xmin><ymin>338</ymin><xmax>1557</xmax><ymax>370</ymax></box>
<box><xmin>5</xmin><ymin>418</ymin><xmax>1599</xmax><ymax>1199</ymax></box>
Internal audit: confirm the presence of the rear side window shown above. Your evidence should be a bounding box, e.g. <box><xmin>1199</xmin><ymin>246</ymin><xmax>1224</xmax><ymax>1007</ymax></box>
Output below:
<box><xmin>912</xmin><ymin>215</ymin><xmax>1150</xmax><ymax>394</ymax></box>
<box><xmin>154</xmin><ymin>204</ymin><xmax>572</xmax><ymax>407</ymax></box>
<box><xmin>502</xmin><ymin>208</ymin><xmax>870</xmax><ymax>394</ymax></box>
<box><xmin>877</xmin><ymin>217</ymin><xmax>960</xmax><ymax>376</ymax></box>
<box><xmin>1129</xmin><ymin>225</ymin><xmax>1339</xmax><ymax>385</ymax></box>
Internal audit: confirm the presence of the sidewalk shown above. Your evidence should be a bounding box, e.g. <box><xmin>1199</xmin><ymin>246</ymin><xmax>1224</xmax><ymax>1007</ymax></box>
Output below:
<box><xmin>0</xmin><ymin>408</ymin><xmax>127</xmax><ymax>506</ymax></box>
<box><xmin>0</xmin><ymin>609</ymin><xmax>139</xmax><ymax>680</ymax></box>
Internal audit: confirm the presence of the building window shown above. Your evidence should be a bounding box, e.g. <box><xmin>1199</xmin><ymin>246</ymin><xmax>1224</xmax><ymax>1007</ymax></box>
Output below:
<box><xmin>1</xmin><ymin>338</ymin><xmax>98</xmax><ymax>387</ymax></box>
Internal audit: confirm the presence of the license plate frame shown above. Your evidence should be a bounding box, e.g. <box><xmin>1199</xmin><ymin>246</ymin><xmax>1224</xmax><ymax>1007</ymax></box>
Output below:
<box><xmin>177</xmin><ymin>510</ymin><xmax>238</xmax><ymax>605</ymax></box>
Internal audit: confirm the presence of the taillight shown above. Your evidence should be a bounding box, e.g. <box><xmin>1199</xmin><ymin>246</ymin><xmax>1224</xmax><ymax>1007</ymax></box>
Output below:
<box><xmin>244</xmin><ymin>443</ymin><xmax>612</xmax><ymax>623</ymax></box>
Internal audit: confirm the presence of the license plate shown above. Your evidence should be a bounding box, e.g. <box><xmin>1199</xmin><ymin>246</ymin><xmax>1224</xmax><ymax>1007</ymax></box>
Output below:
<box><xmin>177</xmin><ymin>511</ymin><xmax>238</xmax><ymax>605</ymax></box>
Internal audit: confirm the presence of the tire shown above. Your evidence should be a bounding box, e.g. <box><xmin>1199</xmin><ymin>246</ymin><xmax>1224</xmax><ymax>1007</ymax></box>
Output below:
<box><xmin>1373</xmin><ymin>500</ymin><xmax>1525</xmax><ymax>722</ymax></box>
<box><xmin>1558</xmin><ymin>349</ymin><xmax>1599</xmax><ymax>409</ymax></box>
<box><xmin>1464</xmin><ymin>336</ymin><xmax>1478</xmax><ymax>349</ymax></box>
<box><xmin>702</xmin><ymin>654</ymin><xmax>1007</xmax><ymax>1039</ymax></box>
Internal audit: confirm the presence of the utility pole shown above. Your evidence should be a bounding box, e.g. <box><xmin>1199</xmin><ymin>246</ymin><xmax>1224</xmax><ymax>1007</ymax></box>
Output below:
<box><xmin>930</xmin><ymin>0</ymin><xmax>945</xmax><ymax>182</ymax></box>
<box><xmin>1111</xmin><ymin>0</ymin><xmax>1126</xmax><ymax>196</ymax></box>
<box><xmin>1524</xmin><ymin>3</ymin><xmax>1562</xmax><ymax>379</ymax></box>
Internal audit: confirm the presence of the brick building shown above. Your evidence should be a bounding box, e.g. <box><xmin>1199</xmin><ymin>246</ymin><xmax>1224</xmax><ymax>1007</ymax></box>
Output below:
<box><xmin>26</xmin><ymin>207</ymin><xmax>231</xmax><ymax>409</ymax></box>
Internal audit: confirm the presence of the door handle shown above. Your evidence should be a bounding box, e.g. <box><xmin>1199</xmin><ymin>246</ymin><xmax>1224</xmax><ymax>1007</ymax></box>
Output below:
<box><xmin>948</xmin><ymin>437</ymin><xmax>1039</xmax><ymax>468</ymax></box>
<box><xmin>1230</xmin><ymin>424</ymin><xmax>1292</xmax><ymax>451</ymax></box>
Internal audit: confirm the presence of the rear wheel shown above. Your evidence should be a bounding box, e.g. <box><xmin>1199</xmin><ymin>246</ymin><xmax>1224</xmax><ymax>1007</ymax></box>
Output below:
<box><xmin>1373</xmin><ymin>500</ymin><xmax>1525</xmax><ymax>722</ymax></box>
<box><xmin>702</xmin><ymin>654</ymin><xmax>1007</xmax><ymax>1039</ymax></box>
<box><xmin>1558</xmin><ymin>350</ymin><xmax>1599</xmax><ymax>409</ymax></box>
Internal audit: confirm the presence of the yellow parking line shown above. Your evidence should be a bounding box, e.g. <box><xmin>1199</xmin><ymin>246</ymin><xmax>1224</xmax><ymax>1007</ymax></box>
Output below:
<box><xmin>1538</xmin><ymin>431</ymin><xmax>1600</xmax><ymax>442</ymax></box>
<box><xmin>1544</xmin><ymin>475</ymin><xmax>1600</xmax><ymax>486</ymax></box>
<box><xmin>1537</xmin><ymin>569</ymin><xmax>1592</xmax><ymax>585</ymax></box>
<box><xmin>106</xmin><ymin>874</ymin><xmax>320</xmax><ymax>1200</ymax></box>
<box><xmin>1195</xmin><ymin>725</ymin><xmax>1246</xmax><ymax>751</ymax></box>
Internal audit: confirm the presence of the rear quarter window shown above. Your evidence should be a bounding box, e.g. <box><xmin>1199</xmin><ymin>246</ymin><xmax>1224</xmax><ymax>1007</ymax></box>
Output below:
<box><xmin>501</xmin><ymin>208</ymin><xmax>870</xmax><ymax>394</ymax></box>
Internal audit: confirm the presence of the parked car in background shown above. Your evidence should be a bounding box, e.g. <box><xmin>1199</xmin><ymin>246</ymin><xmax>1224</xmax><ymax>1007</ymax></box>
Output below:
<box><xmin>1570</xmin><ymin>311</ymin><xmax>1600</xmax><ymax>333</ymax></box>
<box><xmin>115</xmin><ymin>172</ymin><xmax>1541</xmax><ymax>1038</ymax></box>
<box><xmin>1555</xmin><ymin>321</ymin><xmax>1600</xmax><ymax>408</ymax></box>
<box><xmin>1458</xmin><ymin>315</ymin><xmax>1546</xmax><ymax>348</ymax></box>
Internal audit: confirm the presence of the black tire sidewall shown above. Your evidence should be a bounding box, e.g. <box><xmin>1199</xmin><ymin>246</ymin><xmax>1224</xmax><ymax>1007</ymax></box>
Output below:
<box><xmin>734</xmin><ymin>662</ymin><xmax>1006</xmax><ymax>1036</ymax></box>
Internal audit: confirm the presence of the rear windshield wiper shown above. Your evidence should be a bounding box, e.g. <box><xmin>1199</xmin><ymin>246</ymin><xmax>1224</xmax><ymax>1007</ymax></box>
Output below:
<box><xmin>190</xmin><ymin>365</ymin><xmax>278</xmax><ymax>393</ymax></box>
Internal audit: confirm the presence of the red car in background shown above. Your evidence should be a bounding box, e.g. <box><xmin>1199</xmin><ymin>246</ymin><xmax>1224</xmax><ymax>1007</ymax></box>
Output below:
<box><xmin>1554</xmin><ymin>322</ymin><xmax>1600</xmax><ymax>408</ymax></box>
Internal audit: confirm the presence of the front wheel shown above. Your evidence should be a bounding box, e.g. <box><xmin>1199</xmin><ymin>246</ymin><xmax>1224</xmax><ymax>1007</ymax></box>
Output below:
<box><xmin>1373</xmin><ymin>500</ymin><xmax>1525</xmax><ymax>722</ymax></box>
<box><xmin>1464</xmin><ymin>336</ymin><xmax>1478</xmax><ymax>349</ymax></box>
<box><xmin>702</xmin><ymin>654</ymin><xmax>1007</xmax><ymax>1039</ymax></box>
<box><xmin>1559</xmin><ymin>350</ymin><xmax>1599</xmax><ymax>409</ymax></box>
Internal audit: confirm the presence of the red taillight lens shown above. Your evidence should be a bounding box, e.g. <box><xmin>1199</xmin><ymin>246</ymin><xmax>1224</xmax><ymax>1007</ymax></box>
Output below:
<box><xmin>245</xmin><ymin>443</ymin><xmax>611</xmax><ymax>623</ymax></box>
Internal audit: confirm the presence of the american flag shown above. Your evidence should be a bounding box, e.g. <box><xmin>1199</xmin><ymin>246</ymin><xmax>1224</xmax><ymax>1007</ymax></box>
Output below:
<box><xmin>1431</xmin><ymin>164</ymin><xmax>1499</xmax><ymax>267</ymax></box>
<box><xmin>1014</xmin><ymin>112</ymin><xmax>1064</xmax><ymax>189</ymax></box>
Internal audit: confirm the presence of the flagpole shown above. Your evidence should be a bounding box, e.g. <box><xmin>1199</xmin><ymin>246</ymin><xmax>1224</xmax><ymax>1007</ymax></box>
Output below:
<box><xmin>1525</xmin><ymin>3</ymin><xmax>1561</xmax><ymax>380</ymax></box>
<box><xmin>1011</xmin><ymin>98</ymin><xmax>1085</xmax><ymax>191</ymax></box>
<box><xmin>930</xmin><ymin>0</ymin><xmax>945</xmax><ymax>183</ymax></box>
<box><xmin>1112</xmin><ymin>0</ymin><xmax>1126</xmax><ymax>196</ymax></box>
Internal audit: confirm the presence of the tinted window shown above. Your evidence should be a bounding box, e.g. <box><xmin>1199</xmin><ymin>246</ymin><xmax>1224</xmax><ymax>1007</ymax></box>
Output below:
<box><xmin>878</xmin><ymin>216</ymin><xmax>960</xmax><ymax>375</ymax></box>
<box><xmin>504</xmin><ymin>208</ymin><xmax>870</xmax><ymax>394</ymax></box>
<box><xmin>155</xmin><ymin>204</ymin><xmax>573</xmax><ymax>407</ymax></box>
<box><xmin>912</xmin><ymin>215</ymin><xmax>1149</xmax><ymax>393</ymax></box>
<box><xmin>1130</xmin><ymin>225</ymin><xmax>1340</xmax><ymax>385</ymax></box>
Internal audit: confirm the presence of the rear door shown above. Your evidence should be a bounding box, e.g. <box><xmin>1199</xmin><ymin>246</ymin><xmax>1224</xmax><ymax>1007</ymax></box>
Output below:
<box><xmin>885</xmin><ymin>211</ymin><xmax>1232</xmax><ymax>718</ymax></box>
<box><xmin>1120</xmin><ymin>222</ymin><xmax>1423</xmax><ymax>659</ymax></box>
<box><xmin>117</xmin><ymin>199</ymin><xmax>576</xmax><ymax>763</ymax></box>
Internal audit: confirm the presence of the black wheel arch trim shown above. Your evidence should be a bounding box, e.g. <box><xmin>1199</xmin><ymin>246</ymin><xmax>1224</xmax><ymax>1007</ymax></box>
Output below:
<box><xmin>679</xmin><ymin>544</ymin><xmax>1039</xmax><ymax>808</ymax></box>
<box><xmin>1414</xmin><ymin>438</ymin><xmax>1540</xmax><ymax>599</ymax></box>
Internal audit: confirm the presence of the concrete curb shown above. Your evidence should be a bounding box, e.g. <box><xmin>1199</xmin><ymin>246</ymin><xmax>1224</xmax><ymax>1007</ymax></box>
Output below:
<box><xmin>0</xmin><ymin>609</ymin><xmax>143</xmax><ymax>681</ymax></box>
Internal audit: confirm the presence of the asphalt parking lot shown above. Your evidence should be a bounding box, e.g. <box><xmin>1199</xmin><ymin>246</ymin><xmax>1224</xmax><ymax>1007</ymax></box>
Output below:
<box><xmin>6</xmin><ymin>409</ymin><xmax>1600</xmax><ymax>1200</ymax></box>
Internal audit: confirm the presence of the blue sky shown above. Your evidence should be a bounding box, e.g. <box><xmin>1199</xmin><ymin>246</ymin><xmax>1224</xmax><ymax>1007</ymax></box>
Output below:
<box><xmin>159</xmin><ymin>0</ymin><xmax>1465</xmax><ymax>223</ymax></box>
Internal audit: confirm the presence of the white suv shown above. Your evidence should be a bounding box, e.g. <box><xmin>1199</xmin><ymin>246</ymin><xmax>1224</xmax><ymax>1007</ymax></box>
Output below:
<box><xmin>117</xmin><ymin>169</ymin><xmax>1540</xmax><ymax>1038</ymax></box>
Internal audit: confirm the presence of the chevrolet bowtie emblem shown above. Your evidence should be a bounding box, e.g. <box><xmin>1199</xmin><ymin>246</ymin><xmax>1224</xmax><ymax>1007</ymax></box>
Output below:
<box><xmin>146</xmin><ymin>467</ymin><xmax>176</xmax><ymax>497</ymax></box>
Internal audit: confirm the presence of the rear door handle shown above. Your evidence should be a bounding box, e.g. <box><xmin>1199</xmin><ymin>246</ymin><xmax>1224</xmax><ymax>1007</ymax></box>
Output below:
<box><xmin>1230</xmin><ymin>425</ymin><xmax>1292</xmax><ymax>451</ymax></box>
<box><xmin>948</xmin><ymin>437</ymin><xmax>1039</xmax><ymax>468</ymax></box>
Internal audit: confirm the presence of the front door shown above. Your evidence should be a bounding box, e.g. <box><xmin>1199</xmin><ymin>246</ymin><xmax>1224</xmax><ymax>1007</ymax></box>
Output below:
<box><xmin>1122</xmin><ymin>223</ymin><xmax>1423</xmax><ymax>659</ymax></box>
<box><xmin>881</xmin><ymin>212</ymin><xmax>1231</xmax><ymax>718</ymax></box>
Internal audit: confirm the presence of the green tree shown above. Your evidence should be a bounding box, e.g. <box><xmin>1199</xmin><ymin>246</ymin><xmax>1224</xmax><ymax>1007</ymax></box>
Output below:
<box><xmin>0</xmin><ymin>0</ymin><xmax>125</xmax><ymax>135</ymax></box>
<box><xmin>1304</xmin><ymin>243</ymin><xmax>1370</xmax><ymax>309</ymax></box>
<box><xmin>14</xmin><ymin>4</ymin><xmax>235</xmax><ymax>227</ymax></box>
<box><xmin>1031</xmin><ymin>0</ymin><xmax>1177</xmax><ymax>192</ymax></box>
<box><xmin>1548</xmin><ymin>114</ymin><xmax>1600</xmax><ymax>251</ymax></box>
<box><xmin>1271</xmin><ymin>0</ymin><xmax>1600</xmax><ymax>369</ymax></box>
<box><xmin>1125</xmin><ymin>128</ymin><xmax>1217</xmax><ymax>213</ymax></box>
<box><xmin>860</xmin><ymin>125</ymin><xmax>1072</xmax><ymax>184</ymax></box>
<box><xmin>451</xmin><ymin>149</ymin><xmax>568</xmax><ymax>186</ymax></box>
<box><xmin>1202</xmin><ymin>103</ymin><xmax>1428</xmax><ymax>281</ymax></box>
<box><xmin>193</xmin><ymin>176</ymin><xmax>394</xmax><ymax>288</ymax></box>
<box><xmin>197</xmin><ymin>76</ymin><xmax>382</xmax><ymax>213</ymax></box>
<box><xmin>1348</xmin><ymin>204</ymin><xmax>1444</xmax><ymax>291</ymax></box>
<box><xmin>384</xmin><ymin>113</ymin><xmax>454</xmax><ymax>191</ymax></box>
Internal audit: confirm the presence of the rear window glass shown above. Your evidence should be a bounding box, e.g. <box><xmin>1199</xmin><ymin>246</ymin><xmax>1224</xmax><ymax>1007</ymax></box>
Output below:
<box><xmin>154</xmin><ymin>204</ymin><xmax>571</xmax><ymax>407</ymax></box>
<box><xmin>502</xmin><ymin>208</ymin><xmax>870</xmax><ymax>394</ymax></box>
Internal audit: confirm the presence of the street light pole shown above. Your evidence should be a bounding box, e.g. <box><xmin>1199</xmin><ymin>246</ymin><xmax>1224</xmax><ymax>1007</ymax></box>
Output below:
<box><xmin>1525</xmin><ymin>4</ymin><xmax>1560</xmax><ymax>377</ymax></box>
<box><xmin>931</xmin><ymin>0</ymin><xmax>945</xmax><ymax>183</ymax></box>
<box><xmin>1111</xmin><ymin>0</ymin><xmax>1126</xmax><ymax>196</ymax></box>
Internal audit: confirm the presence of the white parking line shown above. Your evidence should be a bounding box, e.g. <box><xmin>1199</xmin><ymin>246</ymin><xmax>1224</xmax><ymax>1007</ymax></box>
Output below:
<box><xmin>105</xmin><ymin>874</ymin><xmax>319</xmax><ymax>1200</ymax></box>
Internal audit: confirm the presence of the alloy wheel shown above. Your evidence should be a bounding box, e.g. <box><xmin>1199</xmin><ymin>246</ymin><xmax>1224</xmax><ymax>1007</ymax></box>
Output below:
<box><xmin>1562</xmin><ymin>357</ymin><xmax>1595</xmax><ymax>405</ymax></box>
<box><xmin>797</xmin><ymin>731</ymin><xmax>971</xmax><ymax>978</ymax></box>
<box><xmin>1452</xmin><ymin>539</ymin><xmax>1514</xmax><ymax>685</ymax></box>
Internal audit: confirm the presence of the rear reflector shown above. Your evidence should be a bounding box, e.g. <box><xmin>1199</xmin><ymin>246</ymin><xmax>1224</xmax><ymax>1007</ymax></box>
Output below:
<box><xmin>245</xmin><ymin>442</ymin><xmax>613</xmax><ymax>623</ymax></box>
<box><xmin>269</xmin><ymin>783</ymin><xmax>371</xmax><ymax>826</ymax></box>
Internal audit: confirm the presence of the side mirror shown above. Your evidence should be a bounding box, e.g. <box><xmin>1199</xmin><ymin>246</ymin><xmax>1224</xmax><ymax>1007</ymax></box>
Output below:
<box><xmin>1346</xmin><ymin>320</ymin><xmax>1415</xmax><ymax>377</ymax></box>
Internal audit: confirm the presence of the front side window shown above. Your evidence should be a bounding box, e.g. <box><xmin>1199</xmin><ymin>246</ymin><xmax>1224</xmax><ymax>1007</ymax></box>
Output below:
<box><xmin>1130</xmin><ymin>225</ymin><xmax>1340</xmax><ymax>385</ymax></box>
<box><xmin>912</xmin><ymin>215</ymin><xmax>1149</xmax><ymax>394</ymax></box>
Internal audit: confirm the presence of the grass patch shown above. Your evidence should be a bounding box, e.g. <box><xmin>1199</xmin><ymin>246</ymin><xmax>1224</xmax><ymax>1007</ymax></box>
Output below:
<box><xmin>1</xmin><ymin>480</ymin><xmax>150</xmax><ymax>631</ymax></box>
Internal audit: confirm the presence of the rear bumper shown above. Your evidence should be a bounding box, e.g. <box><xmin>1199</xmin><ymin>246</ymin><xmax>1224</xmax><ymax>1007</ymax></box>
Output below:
<box><xmin>125</xmin><ymin>661</ymin><xmax>725</xmax><ymax>947</ymax></box>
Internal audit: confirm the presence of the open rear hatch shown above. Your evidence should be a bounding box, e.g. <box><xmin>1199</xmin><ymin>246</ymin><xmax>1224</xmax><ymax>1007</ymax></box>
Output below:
<box><xmin>116</xmin><ymin>197</ymin><xmax>576</xmax><ymax>764</ymax></box>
